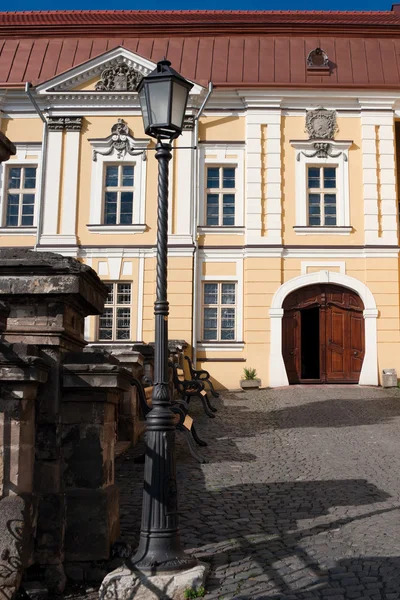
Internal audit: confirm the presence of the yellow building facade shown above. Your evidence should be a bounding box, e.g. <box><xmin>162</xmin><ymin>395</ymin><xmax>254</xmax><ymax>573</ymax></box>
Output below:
<box><xmin>1</xmin><ymin>11</ymin><xmax>400</xmax><ymax>388</ymax></box>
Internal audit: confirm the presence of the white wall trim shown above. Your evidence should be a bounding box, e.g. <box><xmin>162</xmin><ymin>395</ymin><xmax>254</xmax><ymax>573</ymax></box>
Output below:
<box><xmin>301</xmin><ymin>261</ymin><xmax>346</xmax><ymax>275</ymax></box>
<box><xmin>269</xmin><ymin>270</ymin><xmax>378</xmax><ymax>388</ymax></box>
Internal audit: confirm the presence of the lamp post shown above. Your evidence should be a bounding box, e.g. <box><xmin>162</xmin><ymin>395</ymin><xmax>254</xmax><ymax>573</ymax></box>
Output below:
<box><xmin>132</xmin><ymin>59</ymin><xmax>195</xmax><ymax>573</ymax></box>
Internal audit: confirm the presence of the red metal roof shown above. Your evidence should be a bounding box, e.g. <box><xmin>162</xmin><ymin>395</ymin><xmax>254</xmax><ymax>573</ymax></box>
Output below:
<box><xmin>2</xmin><ymin>11</ymin><xmax>400</xmax><ymax>89</ymax></box>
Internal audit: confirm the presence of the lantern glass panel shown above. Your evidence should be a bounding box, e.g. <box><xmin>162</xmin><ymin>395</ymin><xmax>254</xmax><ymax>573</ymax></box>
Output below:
<box><xmin>171</xmin><ymin>81</ymin><xmax>189</xmax><ymax>130</ymax></box>
<box><xmin>139</xmin><ymin>87</ymin><xmax>149</xmax><ymax>131</ymax></box>
<box><xmin>148</xmin><ymin>80</ymin><xmax>171</xmax><ymax>127</ymax></box>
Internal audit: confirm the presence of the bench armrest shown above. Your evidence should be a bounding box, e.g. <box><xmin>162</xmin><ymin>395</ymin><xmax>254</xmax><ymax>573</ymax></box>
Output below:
<box><xmin>192</xmin><ymin>368</ymin><xmax>211</xmax><ymax>380</ymax></box>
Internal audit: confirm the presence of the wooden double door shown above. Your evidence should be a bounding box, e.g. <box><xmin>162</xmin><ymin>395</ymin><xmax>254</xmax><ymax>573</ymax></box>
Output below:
<box><xmin>282</xmin><ymin>284</ymin><xmax>365</xmax><ymax>384</ymax></box>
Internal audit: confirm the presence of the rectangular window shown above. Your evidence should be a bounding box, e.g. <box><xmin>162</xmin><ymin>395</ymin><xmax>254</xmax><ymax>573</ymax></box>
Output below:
<box><xmin>307</xmin><ymin>166</ymin><xmax>337</xmax><ymax>226</ymax></box>
<box><xmin>203</xmin><ymin>282</ymin><xmax>236</xmax><ymax>341</ymax></box>
<box><xmin>206</xmin><ymin>166</ymin><xmax>236</xmax><ymax>226</ymax></box>
<box><xmin>98</xmin><ymin>282</ymin><xmax>132</xmax><ymax>341</ymax></box>
<box><xmin>5</xmin><ymin>166</ymin><xmax>37</xmax><ymax>227</ymax></box>
<box><xmin>103</xmin><ymin>165</ymin><xmax>134</xmax><ymax>225</ymax></box>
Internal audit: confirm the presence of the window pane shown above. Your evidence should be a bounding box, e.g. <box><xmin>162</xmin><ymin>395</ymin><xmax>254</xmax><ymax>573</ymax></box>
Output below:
<box><xmin>325</xmin><ymin>216</ymin><xmax>337</xmax><ymax>225</ymax></box>
<box><xmin>8</xmin><ymin>168</ymin><xmax>21</xmax><ymax>189</ymax></box>
<box><xmin>222</xmin><ymin>283</ymin><xmax>236</xmax><ymax>304</ymax></box>
<box><xmin>203</xmin><ymin>307</ymin><xmax>218</xmax><ymax>340</ymax></box>
<box><xmin>309</xmin><ymin>217</ymin><xmax>321</xmax><ymax>226</ymax></box>
<box><xmin>6</xmin><ymin>195</ymin><xmax>19</xmax><ymax>226</ymax></box>
<box><xmin>116</xmin><ymin>308</ymin><xmax>131</xmax><ymax>339</ymax></box>
<box><xmin>204</xmin><ymin>283</ymin><xmax>218</xmax><ymax>305</ymax></box>
<box><xmin>221</xmin><ymin>308</ymin><xmax>235</xmax><ymax>340</ymax></box>
<box><xmin>324</xmin><ymin>194</ymin><xmax>336</xmax><ymax>205</ymax></box>
<box><xmin>104</xmin><ymin>284</ymin><xmax>114</xmax><ymax>304</ymax></box>
<box><xmin>222</xmin><ymin>194</ymin><xmax>235</xmax><ymax>226</ymax></box>
<box><xmin>120</xmin><ymin>191</ymin><xmax>133</xmax><ymax>224</ymax></box>
<box><xmin>309</xmin><ymin>206</ymin><xmax>320</xmax><ymax>215</ymax></box>
<box><xmin>104</xmin><ymin>191</ymin><xmax>117</xmax><ymax>224</ymax></box>
<box><xmin>105</xmin><ymin>166</ymin><xmax>119</xmax><ymax>187</ymax></box>
<box><xmin>99</xmin><ymin>308</ymin><xmax>113</xmax><ymax>340</ymax></box>
<box><xmin>207</xmin><ymin>167</ymin><xmax>219</xmax><ymax>189</ymax></box>
<box><xmin>223</xmin><ymin>167</ymin><xmax>235</xmax><ymax>189</ymax></box>
<box><xmin>21</xmin><ymin>195</ymin><xmax>34</xmax><ymax>225</ymax></box>
<box><xmin>206</xmin><ymin>194</ymin><xmax>219</xmax><ymax>226</ymax></box>
<box><xmin>308</xmin><ymin>167</ymin><xmax>320</xmax><ymax>189</ymax></box>
<box><xmin>24</xmin><ymin>167</ymin><xmax>37</xmax><ymax>189</ymax></box>
<box><xmin>122</xmin><ymin>165</ymin><xmax>134</xmax><ymax>187</ymax></box>
<box><xmin>308</xmin><ymin>193</ymin><xmax>320</xmax><ymax>205</ymax></box>
<box><xmin>117</xmin><ymin>283</ymin><xmax>131</xmax><ymax>304</ymax></box>
<box><xmin>324</xmin><ymin>168</ymin><xmax>336</xmax><ymax>188</ymax></box>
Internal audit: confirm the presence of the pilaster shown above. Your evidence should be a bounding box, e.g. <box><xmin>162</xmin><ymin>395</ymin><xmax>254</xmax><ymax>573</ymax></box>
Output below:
<box><xmin>245</xmin><ymin>106</ymin><xmax>282</xmax><ymax>245</ymax></box>
<box><xmin>169</xmin><ymin>127</ymin><xmax>194</xmax><ymax>245</ymax></box>
<box><xmin>40</xmin><ymin>117</ymin><xmax>64</xmax><ymax>245</ymax></box>
<box><xmin>361</xmin><ymin>108</ymin><xmax>398</xmax><ymax>246</ymax></box>
<box><xmin>60</xmin><ymin>117</ymin><xmax>82</xmax><ymax>246</ymax></box>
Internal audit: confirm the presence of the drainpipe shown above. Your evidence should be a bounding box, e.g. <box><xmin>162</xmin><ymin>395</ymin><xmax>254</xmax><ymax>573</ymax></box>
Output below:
<box><xmin>25</xmin><ymin>82</ymin><xmax>48</xmax><ymax>250</ymax></box>
<box><xmin>191</xmin><ymin>82</ymin><xmax>213</xmax><ymax>365</ymax></box>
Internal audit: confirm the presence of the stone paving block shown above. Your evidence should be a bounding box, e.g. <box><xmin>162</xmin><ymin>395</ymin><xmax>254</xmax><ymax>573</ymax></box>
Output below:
<box><xmin>62</xmin><ymin>386</ymin><xmax>400</xmax><ymax>598</ymax></box>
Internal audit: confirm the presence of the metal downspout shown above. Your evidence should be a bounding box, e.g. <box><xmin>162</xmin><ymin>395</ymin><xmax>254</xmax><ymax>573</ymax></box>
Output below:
<box><xmin>25</xmin><ymin>82</ymin><xmax>47</xmax><ymax>250</ymax></box>
<box><xmin>191</xmin><ymin>82</ymin><xmax>213</xmax><ymax>365</ymax></box>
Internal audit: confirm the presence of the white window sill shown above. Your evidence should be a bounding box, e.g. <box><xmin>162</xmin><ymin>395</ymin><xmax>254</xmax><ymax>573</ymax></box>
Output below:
<box><xmin>198</xmin><ymin>226</ymin><xmax>245</xmax><ymax>235</ymax></box>
<box><xmin>294</xmin><ymin>226</ymin><xmax>352</xmax><ymax>236</ymax></box>
<box><xmin>0</xmin><ymin>227</ymin><xmax>37</xmax><ymax>235</ymax></box>
<box><xmin>197</xmin><ymin>341</ymin><xmax>245</xmax><ymax>351</ymax></box>
<box><xmin>87</xmin><ymin>224</ymin><xmax>147</xmax><ymax>234</ymax></box>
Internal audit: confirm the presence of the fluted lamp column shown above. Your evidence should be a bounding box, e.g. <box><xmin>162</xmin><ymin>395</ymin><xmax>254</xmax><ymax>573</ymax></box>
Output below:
<box><xmin>132</xmin><ymin>59</ymin><xmax>195</xmax><ymax>572</ymax></box>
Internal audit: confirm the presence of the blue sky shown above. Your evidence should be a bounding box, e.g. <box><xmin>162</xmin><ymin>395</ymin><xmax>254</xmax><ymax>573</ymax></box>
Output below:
<box><xmin>0</xmin><ymin>0</ymin><xmax>395</xmax><ymax>12</ymax></box>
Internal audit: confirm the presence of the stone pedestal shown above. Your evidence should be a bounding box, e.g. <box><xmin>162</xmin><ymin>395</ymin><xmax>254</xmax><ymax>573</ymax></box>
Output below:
<box><xmin>0</xmin><ymin>249</ymin><xmax>108</xmax><ymax>590</ymax></box>
<box><xmin>62</xmin><ymin>350</ymin><xmax>133</xmax><ymax>562</ymax></box>
<box><xmin>0</xmin><ymin>341</ymin><xmax>49</xmax><ymax>599</ymax></box>
<box><xmin>99</xmin><ymin>563</ymin><xmax>209</xmax><ymax>600</ymax></box>
<box><xmin>90</xmin><ymin>344</ymin><xmax>145</xmax><ymax>444</ymax></box>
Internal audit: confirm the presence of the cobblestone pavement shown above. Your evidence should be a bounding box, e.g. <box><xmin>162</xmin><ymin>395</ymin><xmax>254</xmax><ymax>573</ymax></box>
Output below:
<box><xmin>65</xmin><ymin>385</ymin><xmax>400</xmax><ymax>599</ymax></box>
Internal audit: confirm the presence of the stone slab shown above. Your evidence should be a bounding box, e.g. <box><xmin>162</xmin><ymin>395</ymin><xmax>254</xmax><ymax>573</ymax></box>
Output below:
<box><xmin>99</xmin><ymin>562</ymin><xmax>209</xmax><ymax>600</ymax></box>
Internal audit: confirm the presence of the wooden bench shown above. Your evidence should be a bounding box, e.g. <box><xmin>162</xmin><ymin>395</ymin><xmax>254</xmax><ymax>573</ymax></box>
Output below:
<box><xmin>131</xmin><ymin>377</ymin><xmax>209</xmax><ymax>464</ymax></box>
<box><xmin>184</xmin><ymin>355</ymin><xmax>220</xmax><ymax>399</ymax></box>
<box><xmin>169</xmin><ymin>361</ymin><xmax>217</xmax><ymax>418</ymax></box>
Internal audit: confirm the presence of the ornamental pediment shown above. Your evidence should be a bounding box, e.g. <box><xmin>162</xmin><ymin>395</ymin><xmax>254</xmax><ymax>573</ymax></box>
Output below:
<box><xmin>35</xmin><ymin>47</ymin><xmax>155</xmax><ymax>94</ymax></box>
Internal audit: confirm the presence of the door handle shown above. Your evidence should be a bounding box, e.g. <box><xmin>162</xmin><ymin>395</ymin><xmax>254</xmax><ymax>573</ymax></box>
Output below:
<box><xmin>353</xmin><ymin>351</ymin><xmax>358</xmax><ymax>356</ymax></box>
<box><xmin>290</xmin><ymin>351</ymin><xmax>294</xmax><ymax>356</ymax></box>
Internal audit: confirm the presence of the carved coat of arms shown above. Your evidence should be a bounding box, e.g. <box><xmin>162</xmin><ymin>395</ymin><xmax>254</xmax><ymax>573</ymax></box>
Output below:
<box><xmin>305</xmin><ymin>108</ymin><xmax>338</xmax><ymax>140</ymax></box>
<box><xmin>95</xmin><ymin>63</ymin><xmax>143</xmax><ymax>92</ymax></box>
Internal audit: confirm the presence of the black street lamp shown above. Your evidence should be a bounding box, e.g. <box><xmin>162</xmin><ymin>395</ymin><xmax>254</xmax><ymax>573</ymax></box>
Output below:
<box><xmin>132</xmin><ymin>59</ymin><xmax>195</xmax><ymax>572</ymax></box>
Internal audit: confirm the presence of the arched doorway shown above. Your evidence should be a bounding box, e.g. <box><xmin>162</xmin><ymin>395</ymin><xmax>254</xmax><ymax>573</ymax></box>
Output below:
<box><xmin>282</xmin><ymin>284</ymin><xmax>365</xmax><ymax>384</ymax></box>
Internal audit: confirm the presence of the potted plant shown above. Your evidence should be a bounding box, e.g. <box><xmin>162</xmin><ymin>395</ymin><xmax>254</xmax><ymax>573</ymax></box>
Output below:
<box><xmin>240</xmin><ymin>367</ymin><xmax>261</xmax><ymax>390</ymax></box>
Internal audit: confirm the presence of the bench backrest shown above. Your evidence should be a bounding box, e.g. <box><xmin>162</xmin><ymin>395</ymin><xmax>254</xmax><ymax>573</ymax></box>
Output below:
<box><xmin>131</xmin><ymin>377</ymin><xmax>153</xmax><ymax>417</ymax></box>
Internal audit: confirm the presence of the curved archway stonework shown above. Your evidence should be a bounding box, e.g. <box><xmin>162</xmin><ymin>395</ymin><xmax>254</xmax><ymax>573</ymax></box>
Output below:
<box><xmin>269</xmin><ymin>271</ymin><xmax>378</xmax><ymax>387</ymax></box>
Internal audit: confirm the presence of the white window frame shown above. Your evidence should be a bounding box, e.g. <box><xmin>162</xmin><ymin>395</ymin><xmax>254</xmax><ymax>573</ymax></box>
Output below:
<box><xmin>102</xmin><ymin>163</ymin><xmax>136</xmax><ymax>226</ymax></box>
<box><xmin>291</xmin><ymin>139</ymin><xmax>352</xmax><ymax>235</ymax></box>
<box><xmin>97</xmin><ymin>281</ymin><xmax>133</xmax><ymax>341</ymax></box>
<box><xmin>204</xmin><ymin>165</ymin><xmax>237</xmax><ymax>227</ymax></box>
<box><xmin>197</xmin><ymin>255</ymin><xmax>244</xmax><ymax>351</ymax></box>
<box><xmin>202</xmin><ymin>281</ymin><xmax>237</xmax><ymax>342</ymax></box>
<box><xmin>198</xmin><ymin>144</ymin><xmax>245</xmax><ymax>233</ymax></box>
<box><xmin>88</xmin><ymin>139</ymin><xmax>149</xmax><ymax>235</ymax></box>
<box><xmin>0</xmin><ymin>143</ymin><xmax>41</xmax><ymax>234</ymax></box>
<box><xmin>306</xmin><ymin>165</ymin><xmax>338</xmax><ymax>227</ymax></box>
